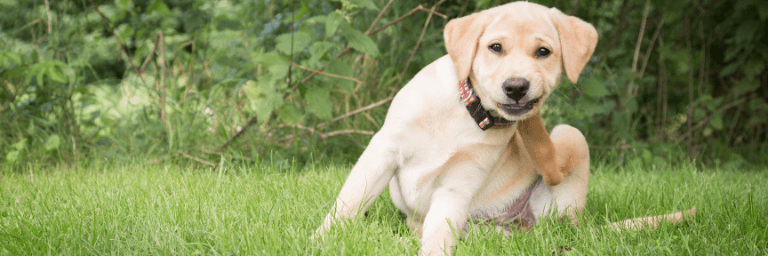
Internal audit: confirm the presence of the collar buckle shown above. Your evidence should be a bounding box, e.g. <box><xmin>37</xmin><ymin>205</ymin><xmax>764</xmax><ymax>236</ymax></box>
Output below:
<box><xmin>459</xmin><ymin>79</ymin><xmax>515</xmax><ymax>130</ymax></box>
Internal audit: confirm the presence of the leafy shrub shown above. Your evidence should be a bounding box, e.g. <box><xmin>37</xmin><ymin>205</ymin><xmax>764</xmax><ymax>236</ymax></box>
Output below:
<box><xmin>1</xmin><ymin>0</ymin><xmax>765</xmax><ymax>169</ymax></box>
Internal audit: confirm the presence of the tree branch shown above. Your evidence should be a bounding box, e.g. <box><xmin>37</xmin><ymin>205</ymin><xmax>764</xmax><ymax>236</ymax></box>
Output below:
<box><xmin>317</xmin><ymin>96</ymin><xmax>394</xmax><ymax>128</ymax></box>
<box><xmin>365</xmin><ymin>0</ymin><xmax>395</xmax><ymax>35</ymax></box>
<box><xmin>299</xmin><ymin>0</ymin><xmax>396</xmax><ymax>85</ymax></box>
<box><xmin>219</xmin><ymin>116</ymin><xmax>259</xmax><ymax>150</ymax></box>
<box><xmin>639</xmin><ymin>13</ymin><xmax>666</xmax><ymax>78</ymax></box>
<box><xmin>291</xmin><ymin>63</ymin><xmax>362</xmax><ymax>83</ymax></box>
<box><xmin>395</xmin><ymin>0</ymin><xmax>446</xmax><ymax>95</ymax></box>
<box><xmin>158</xmin><ymin>32</ymin><xmax>167</xmax><ymax>125</ymax></box>
<box><xmin>631</xmin><ymin>0</ymin><xmax>651</xmax><ymax>73</ymax></box>
<box><xmin>675</xmin><ymin>97</ymin><xmax>747</xmax><ymax>143</ymax></box>
<box><xmin>140</xmin><ymin>39</ymin><xmax>159</xmax><ymax>74</ymax></box>
<box><xmin>368</xmin><ymin>4</ymin><xmax>446</xmax><ymax>36</ymax></box>
<box><xmin>300</xmin><ymin>1</ymin><xmax>445</xmax><ymax>85</ymax></box>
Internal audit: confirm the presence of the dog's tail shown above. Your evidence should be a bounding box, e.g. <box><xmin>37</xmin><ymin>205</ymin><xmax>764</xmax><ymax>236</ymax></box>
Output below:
<box><xmin>608</xmin><ymin>207</ymin><xmax>696</xmax><ymax>231</ymax></box>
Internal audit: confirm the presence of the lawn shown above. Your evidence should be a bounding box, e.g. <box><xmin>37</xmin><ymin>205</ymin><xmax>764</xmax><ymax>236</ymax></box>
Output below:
<box><xmin>1</xmin><ymin>160</ymin><xmax>766</xmax><ymax>255</ymax></box>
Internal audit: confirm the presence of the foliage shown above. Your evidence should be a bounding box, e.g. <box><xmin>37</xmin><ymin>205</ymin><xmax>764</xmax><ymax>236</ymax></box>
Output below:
<box><xmin>0</xmin><ymin>0</ymin><xmax>766</xmax><ymax>168</ymax></box>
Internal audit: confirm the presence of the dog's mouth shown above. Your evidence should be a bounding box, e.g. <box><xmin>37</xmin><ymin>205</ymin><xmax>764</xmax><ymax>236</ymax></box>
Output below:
<box><xmin>497</xmin><ymin>98</ymin><xmax>540</xmax><ymax>117</ymax></box>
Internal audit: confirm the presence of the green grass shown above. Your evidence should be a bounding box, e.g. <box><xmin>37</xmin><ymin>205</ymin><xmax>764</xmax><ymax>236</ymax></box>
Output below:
<box><xmin>1</xmin><ymin>160</ymin><xmax>766</xmax><ymax>255</ymax></box>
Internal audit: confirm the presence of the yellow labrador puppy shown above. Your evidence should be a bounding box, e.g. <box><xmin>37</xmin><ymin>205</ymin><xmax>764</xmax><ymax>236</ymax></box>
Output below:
<box><xmin>316</xmin><ymin>2</ymin><xmax>597</xmax><ymax>255</ymax></box>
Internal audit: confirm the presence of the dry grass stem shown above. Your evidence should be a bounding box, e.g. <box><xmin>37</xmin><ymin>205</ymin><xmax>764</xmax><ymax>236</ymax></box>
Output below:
<box><xmin>320</xmin><ymin>129</ymin><xmax>375</xmax><ymax>138</ymax></box>
<box><xmin>175</xmin><ymin>151</ymin><xmax>216</xmax><ymax>167</ymax></box>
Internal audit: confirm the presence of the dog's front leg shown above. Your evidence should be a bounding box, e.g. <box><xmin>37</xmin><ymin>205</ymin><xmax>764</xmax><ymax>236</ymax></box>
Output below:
<box><xmin>316</xmin><ymin>133</ymin><xmax>398</xmax><ymax>235</ymax></box>
<box><xmin>518</xmin><ymin>112</ymin><xmax>565</xmax><ymax>186</ymax></box>
<box><xmin>419</xmin><ymin>164</ymin><xmax>484</xmax><ymax>256</ymax></box>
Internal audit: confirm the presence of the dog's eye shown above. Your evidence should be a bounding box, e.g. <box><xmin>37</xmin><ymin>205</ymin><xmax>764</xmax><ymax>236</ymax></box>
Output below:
<box><xmin>489</xmin><ymin>43</ymin><xmax>503</xmax><ymax>54</ymax></box>
<box><xmin>536</xmin><ymin>47</ymin><xmax>551</xmax><ymax>58</ymax></box>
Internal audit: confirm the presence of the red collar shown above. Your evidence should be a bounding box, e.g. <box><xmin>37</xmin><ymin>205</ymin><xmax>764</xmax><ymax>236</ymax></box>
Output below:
<box><xmin>460</xmin><ymin>79</ymin><xmax>515</xmax><ymax>130</ymax></box>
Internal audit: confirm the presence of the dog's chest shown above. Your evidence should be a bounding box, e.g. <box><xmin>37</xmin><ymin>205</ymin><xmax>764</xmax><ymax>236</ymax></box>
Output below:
<box><xmin>390</xmin><ymin>126</ymin><xmax>515</xmax><ymax>212</ymax></box>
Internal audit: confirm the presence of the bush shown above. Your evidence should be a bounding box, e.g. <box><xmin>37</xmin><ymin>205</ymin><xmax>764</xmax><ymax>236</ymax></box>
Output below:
<box><xmin>1</xmin><ymin>0</ymin><xmax>766</xmax><ymax>169</ymax></box>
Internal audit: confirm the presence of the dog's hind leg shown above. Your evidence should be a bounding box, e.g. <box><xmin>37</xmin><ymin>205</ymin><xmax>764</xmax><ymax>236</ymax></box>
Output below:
<box><xmin>530</xmin><ymin>124</ymin><xmax>590</xmax><ymax>224</ymax></box>
<box><xmin>550</xmin><ymin>124</ymin><xmax>590</xmax><ymax>222</ymax></box>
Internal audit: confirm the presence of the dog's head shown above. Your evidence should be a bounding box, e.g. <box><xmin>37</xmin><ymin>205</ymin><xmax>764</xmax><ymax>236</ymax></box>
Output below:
<box><xmin>444</xmin><ymin>2</ymin><xmax>597</xmax><ymax>121</ymax></box>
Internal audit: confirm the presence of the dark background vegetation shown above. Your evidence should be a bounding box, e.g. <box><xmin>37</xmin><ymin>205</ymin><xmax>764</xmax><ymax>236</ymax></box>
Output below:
<box><xmin>1</xmin><ymin>0</ymin><xmax>766</xmax><ymax>170</ymax></box>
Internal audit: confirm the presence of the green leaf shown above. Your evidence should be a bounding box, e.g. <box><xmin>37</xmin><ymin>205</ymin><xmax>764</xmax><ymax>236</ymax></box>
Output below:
<box><xmin>257</xmin><ymin>52</ymin><xmax>290</xmax><ymax>78</ymax></box>
<box><xmin>709</xmin><ymin>114</ymin><xmax>723</xmax><ymax>130</ymax></box>
<box><xmin>12</xmin><ymin>138</ymin><xmax>27</xmax><ymax>151</ymax></box>
<box><xmin>694</xmin><ymin>109</ymin><xmax>705</xmax><ymax>122</ymax></box>
<box><xmin>349</xmin><ymin>0</ymin><xmax>379</xmax><ymax>10</ymax></box>
<box><xmin>724</xmin><ymin>46</ymin><xmax>742</xmax><ymax>62</ymax></box>
<box><xmin>243</xmin><ymin>78</ymin><xmax>283</xmax><ymax>123</ymax></box>
<box><xmin>735</xmin><ymin>78</ymin><xmax>759</xmax><ymax>94</ymax></box>
<box><xmin>340</xmin><ymin>24</ymin><xmax>380</xmax><ymax>56</ymax></box>
<box><xmin>242</xmin><ymin>80</ymin><xmax>259</xmax><ymax>100</ymax></box>
<box><xmin>759</xmin><ymin>2</ymin><xmax>768</xmax><ymax>20</ymax></box>
<box><xmin>275</xmin><ymin>32</ymin><xmax>312</xmax><ymax>55</ymax></box>
<box><xmin>147</xmin><ymin>0</ymin><xmax>170</xmax><ymax>15</ymax></box>
<box><xmin>48</xmin><ymin>65</ymin><xmax>68</xmax><ymax>83</ymax></box>
<box><xmin>743</xmin><ymin>60</ymin><xmax>765</xmax><ymax>78</ymax></box>
<box><xmin>720</xmin><ymin>62</ymin><xmax>740</xmax><ymax>77</ymax></box>
<box><xmin>45</xmin><ymin>134</ymin><xmax>61</xmax><ymax>151</ymax></box>
<box><xmin>0</xmin><ymin>51</ymin><xmax>22</xmax><ymax>66</ymax></box>
<box><xmin>612</xmin><ymin>111</ymin><xmax>631</xmax><ymax>138</ymax></box>
<box><xmin>324</xmin><ymin>59</ymin><xmax>354</xmax><ymax>92</ymax></box>
<box><xmin>118</xmin><ymin>0</ymin><xmax>133</xmax><ymax>10</ymax></box>
<box><xmin>625</xmin><ymin>98</ymin><xmax>638</xmax><ymax>112</ymax></box>
<box><xmin>325</xmin><ymin>12</ymin><xmax>344</xmax><ymax>37</ymax></box>
<box><xmin>578</xmin><ymin>98</ymin><xmax>610</xmax><ymax>116</ymax></box>
<box><xmin>305</xmin><ymin>15</ymin><xmax>326</xmax><ymax>25</ymax></box>
<box><xmin>279</xmin><ymin>104</ymin><xmax>303</xmax><ymax>125</ymax></box>
<box><xmin>580</xmin><ymin>77</ymin><xmax>609</xmax><ymax>98</ymax></box>
<box><xmin>735</xmin><ymin>21</ymin><xmax>759</xmax><ymax>44</ymax></box>
<box><xmin>5</xmin><ymin>151</ymin><xmax>19</xmax><ymax>165</ymax></box>
<box><xmin>254</xmin><ymin>80</ymin><xmax>284</xmax><ymax>123</ymax></box>
<box><xmin>309</xmin><ymin>41</ymin><xmax>335</xmax><ymax>64</ymax></box>
<box><xmin>36</xmin><ymin>68</ymin><xmax>44</xmax><ymax>86</ymax></box>
<box><xmin>670</xmin><ymin>50</ymin><xmax>689</xmax><ymax>74</ymax></box>
<box><xmin>749</xmin><ymin>98</ymin><xmax>768</xmax><ymax>110</ymax></box>
<box><xmin>642</xmin><ymin>149</ymin><xmax>652</xmax><ymax>163</ymax></box>
<box><xmin>305</xmin><ymin>85</ymin><xmax>332</xmax><ymax>120</ymax></box>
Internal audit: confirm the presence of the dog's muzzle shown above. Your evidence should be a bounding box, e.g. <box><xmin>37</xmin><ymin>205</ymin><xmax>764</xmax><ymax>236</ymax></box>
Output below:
<box><xmin>497</xmin><ymin>98</ymin><xmax>540</xmax><ymax>116</ymax></box>
<box><xmin>503</xmin><ymin>78</ymin><xmax>529</xmax><ymax>102</ymax></box>
<box><xmin>498</xmin><ymin>78</ymin><xmax>539</xmax><ymax>116</ymax></box>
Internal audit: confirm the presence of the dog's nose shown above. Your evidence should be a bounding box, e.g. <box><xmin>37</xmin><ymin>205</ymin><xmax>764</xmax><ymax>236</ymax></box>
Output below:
<box><xmin>502</xmin><ymin>78</ymin><xmax>529</xmax><ymax>102</ymax></box>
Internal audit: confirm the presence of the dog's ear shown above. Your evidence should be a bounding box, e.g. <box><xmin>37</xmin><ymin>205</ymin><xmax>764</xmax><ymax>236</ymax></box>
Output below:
<box><xmin>548</xmin><ymin>8</ymin><xmax>598</xmax><ymax>83</ymax></box>
<box><xmin>444</xmin><ymin>12</ymin><xmax>492</xmax><ymax>80</ymax></box>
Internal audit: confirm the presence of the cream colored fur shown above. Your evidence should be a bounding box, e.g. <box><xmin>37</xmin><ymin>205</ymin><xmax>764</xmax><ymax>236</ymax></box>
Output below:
<box><xmin>315</xmin><ymin>2</ymin><xmax>598</xmax><ymax>255</ymax></box>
